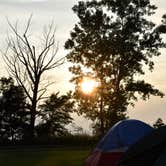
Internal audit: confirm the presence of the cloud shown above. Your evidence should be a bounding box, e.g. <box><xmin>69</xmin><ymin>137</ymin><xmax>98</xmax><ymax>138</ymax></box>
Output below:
<box><xmin>0</xmin><ymin>0</ymin><xmax>47</xmax><ymax>3</ymax></box>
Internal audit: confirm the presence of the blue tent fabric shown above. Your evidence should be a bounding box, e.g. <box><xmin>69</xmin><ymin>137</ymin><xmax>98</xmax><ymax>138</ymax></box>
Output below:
<box><xmin>95</xmin><ymin>119</ymin><xmax>154</xmax><ymax>152</ymax></box>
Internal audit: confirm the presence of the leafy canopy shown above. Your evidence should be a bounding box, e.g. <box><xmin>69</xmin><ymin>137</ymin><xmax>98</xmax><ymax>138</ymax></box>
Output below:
<box><xmin>65</xmin><ymin>0</ymin><xmax>165</xmax><ymax>134</ymax></box>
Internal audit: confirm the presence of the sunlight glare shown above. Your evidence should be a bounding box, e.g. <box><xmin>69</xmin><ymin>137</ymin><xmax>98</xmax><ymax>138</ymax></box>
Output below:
<box><xmin>81</xmin><ymin>78</ymin><xmax>98</xmax><ymax>94</ymax></box>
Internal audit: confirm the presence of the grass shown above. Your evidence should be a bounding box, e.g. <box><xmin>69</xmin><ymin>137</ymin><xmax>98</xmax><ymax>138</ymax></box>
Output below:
<box><xmin>0</xmin><ymin>147</ymin><xmax>91</xmax><ymax>166</ymax></box>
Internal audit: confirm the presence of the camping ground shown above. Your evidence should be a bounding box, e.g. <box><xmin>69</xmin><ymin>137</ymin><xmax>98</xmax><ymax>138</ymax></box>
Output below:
<box><xmin>0</xmin><ymin>147</ymin><xmax>90</xmax><ymax>166</ymax></box>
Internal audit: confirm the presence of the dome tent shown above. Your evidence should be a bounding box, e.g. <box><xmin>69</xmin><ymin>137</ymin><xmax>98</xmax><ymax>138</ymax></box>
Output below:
<box><xmin>86</xmin><ymin>119</ymin><xmax>154</xmax><ymax>166</ymax></box>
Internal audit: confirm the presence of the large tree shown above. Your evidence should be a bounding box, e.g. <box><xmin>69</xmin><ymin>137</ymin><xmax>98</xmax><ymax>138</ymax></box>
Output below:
<box><xmin>0</xmin><ymin>77</ymin><xmax>28</xmax><ymax>142</ymax></box>
<box><xmin>2</xmin><ymin>17</ymin><xmax>65</xmax><ymax>138</ymax></box>
<box><xmin>65</xmin><ymin>0</ymin><xmax>165</xmax><ymax>135</ymax></box>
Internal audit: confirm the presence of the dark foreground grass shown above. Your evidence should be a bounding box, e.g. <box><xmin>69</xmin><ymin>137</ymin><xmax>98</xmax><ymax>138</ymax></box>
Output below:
<box><xmin>0</xmin><ymin>147</ymin><xmax>90</xmax><ymax>166</ymax></box>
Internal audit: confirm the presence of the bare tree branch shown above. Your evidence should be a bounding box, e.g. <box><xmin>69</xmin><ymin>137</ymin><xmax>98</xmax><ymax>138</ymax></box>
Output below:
<box><xmin>2</xmin><ymin>16</ymin><xmax>65</xmax><ymax>137</ymax></box>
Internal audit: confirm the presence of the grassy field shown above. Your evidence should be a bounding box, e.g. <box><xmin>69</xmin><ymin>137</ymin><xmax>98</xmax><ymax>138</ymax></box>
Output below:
<box><xmin>0</xmin><ymin>147</ymin><xmax>91</xmax><ymax>166</ymax></box>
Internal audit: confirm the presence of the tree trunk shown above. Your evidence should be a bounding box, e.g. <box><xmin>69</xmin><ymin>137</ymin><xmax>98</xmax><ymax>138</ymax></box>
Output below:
<box><xmin>30</xmin><ymin>79</ymin><xmax>39</xmax><ymax>139</ymax></box>
<box><xmin>99</xmin><ymin>95</ymin><xmax>104</xmax><ymax>135</ymax></box>
<box><xmin>99</xmin><ymin>76</ymin><xmax>105</xmax><ymax>136</ymax></box>
<box><xmin>30</xmin><ymin>103</ymin><xmax>36</xmax><ymax>139</ymax></box>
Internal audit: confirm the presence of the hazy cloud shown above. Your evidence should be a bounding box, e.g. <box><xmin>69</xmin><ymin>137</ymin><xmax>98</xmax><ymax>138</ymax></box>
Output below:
<box><xmin>0</xmin><ymin>0</ymin><xmax>48</xmax><ymax>3</ymax></box>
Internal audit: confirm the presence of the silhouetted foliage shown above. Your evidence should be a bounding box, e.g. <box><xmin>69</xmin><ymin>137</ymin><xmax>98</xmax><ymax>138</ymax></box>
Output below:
<box><xmin>65</xmin><ymin>0</ymin><xmax>165</xmax><ymax>135</ymax></box>
<box><xmin>156</xmin><ymin>13</ymin><xmax>166</xmax><ymax>33</ymax></box>
<box><xmin>153</xmin><ymin>118</ymin><xmax>165</xmax><ymax>129</ymax></box>
<box><xmin>2</xmin><ymin>16</ymin><xmax>65</xmax><ymax>138</ymax></box>
<box><xmin>0</xmin><ymin>77</ymin><xmax>29</xmax><ymax>142</ymax></box>
<box><xmin>36</xmin><ymin>92</ymin><xmax>73</xmax><ymax>137</ymax></box>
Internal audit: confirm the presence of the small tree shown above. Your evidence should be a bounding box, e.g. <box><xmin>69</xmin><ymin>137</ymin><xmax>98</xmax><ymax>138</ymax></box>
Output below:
<box><xmin>36</xmin><ymin>92</ymin><xmax>73</xmax><ymax>137</ymax></box>
<box><xmin>0</xmin><ymin>77</ymin><xmax>28</xmax><ymax>142</ymax></box>
<box><xmin>153</xmin><ymin>118</ymin><xmax>165</xmax><ymax>129</ymax></box>
<box><xmin>2</xmin><ymin>16</ymin><xmax>65</xmax><ymax>138</ymax></box>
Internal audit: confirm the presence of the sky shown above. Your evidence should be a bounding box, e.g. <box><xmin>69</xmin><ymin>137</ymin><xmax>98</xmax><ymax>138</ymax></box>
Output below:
<box><xmin>0</xmin><ymin>0</ymin><xmax>165</xmax><ymax>133</ymax></box>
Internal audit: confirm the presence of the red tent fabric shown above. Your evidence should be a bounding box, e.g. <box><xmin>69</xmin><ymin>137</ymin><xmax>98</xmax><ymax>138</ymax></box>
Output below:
<box><xmin>86</xmin><ymin>149</ymin><xmax>125</xmax><ymax>166</ymax></box>
<box><xmin>98</xmin><ymin>152</ymin><xmax>124</xmax><ymax>166</ymax></box>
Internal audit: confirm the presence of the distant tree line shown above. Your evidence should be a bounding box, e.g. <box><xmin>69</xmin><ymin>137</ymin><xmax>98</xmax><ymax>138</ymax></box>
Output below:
<box><xmin>153</xmin><ymin>118</ymin><xmax>165</xmax><ymax>129</ymax></box>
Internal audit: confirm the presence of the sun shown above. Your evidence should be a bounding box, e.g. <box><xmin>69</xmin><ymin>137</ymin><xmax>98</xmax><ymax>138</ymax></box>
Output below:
<box><xmin>81</xmin><ymin>77</ymin><xmax>98</xmax><ymax>94</ymax></box>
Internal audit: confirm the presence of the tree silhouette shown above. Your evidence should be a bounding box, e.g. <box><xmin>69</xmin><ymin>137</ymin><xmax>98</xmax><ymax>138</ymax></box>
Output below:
<box><xmin>36</xmin><ymin>92</ymin><xmax>73</xmax><ymax>137</ymax></box>
<box><xmin>156</xmin><ymin>14</ymin><xmax>166</xmax><ymax>33</ymax></box>
<box><xmin>3</xmin><ymin>16</ymin><xmax>65</xmax><ymax>138</ymax></box>
<box><xmin>0</xmin><ymin>77</ymin><xmax>29</xmax><ymax>142</ymax></box>
<box><xmin>153</xmin><ymin>118</ymin><xmax>165</xmax><ymax>129</ymax></box>
<box><xmin>65</xmin><ymin>0</ymin><xmax>165</xmax><ymax>135</ymax></box>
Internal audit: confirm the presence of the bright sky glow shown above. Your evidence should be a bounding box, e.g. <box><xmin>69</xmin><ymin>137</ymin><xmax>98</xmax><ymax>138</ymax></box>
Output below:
<box><xmin>81</xmin><ymin>78</ymin><xmax>98</xmax><ymax>94</ymax></box>
<box><xmin>0</xmin><ymin>0</ymin><xmax>165</xmax><ymax>133</ymax></box>
<box><xmin>13</xmin><ymin>0</ymin><xmax>46</xmax><ymax>2</ymax></box>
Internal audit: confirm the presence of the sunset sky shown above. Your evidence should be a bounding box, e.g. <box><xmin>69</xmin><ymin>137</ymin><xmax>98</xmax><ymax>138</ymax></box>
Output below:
<box><xmin>0</xmin><ymin>0</ymin><xmax>165</xmax><ymax>132</ymax></box>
